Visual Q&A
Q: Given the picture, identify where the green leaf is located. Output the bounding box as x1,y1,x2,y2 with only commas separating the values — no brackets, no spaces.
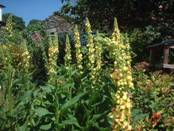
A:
92,113,103,120
41,85,53,93
20,90,32,103
40,123,52,130
61,91,87,112
132,109,149,123
60,114,80,128
34,107,52,117
16,124,29,131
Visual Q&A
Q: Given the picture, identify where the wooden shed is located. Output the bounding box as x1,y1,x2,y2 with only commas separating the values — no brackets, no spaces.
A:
44,12,73,43
147,40,174,69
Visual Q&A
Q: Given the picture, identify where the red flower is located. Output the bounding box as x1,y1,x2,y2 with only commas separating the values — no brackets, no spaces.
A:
151,112,161,127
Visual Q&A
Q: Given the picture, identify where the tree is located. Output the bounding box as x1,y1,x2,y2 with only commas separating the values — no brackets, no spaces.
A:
3,13,25,31
27,20,46,35
0,14,24,44
61,0,174,33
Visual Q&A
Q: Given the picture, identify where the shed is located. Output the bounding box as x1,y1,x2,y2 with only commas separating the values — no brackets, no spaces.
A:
44,12,73,43
147,40,174,69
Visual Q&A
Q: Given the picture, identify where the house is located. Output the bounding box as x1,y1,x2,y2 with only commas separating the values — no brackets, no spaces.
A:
147,40,174,69
44,12,73,43
0,4,5,28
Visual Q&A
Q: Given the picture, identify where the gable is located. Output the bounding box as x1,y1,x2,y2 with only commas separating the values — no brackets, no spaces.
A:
44,13,73,34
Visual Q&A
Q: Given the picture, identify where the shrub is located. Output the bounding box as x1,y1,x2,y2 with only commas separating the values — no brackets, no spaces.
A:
132,70,174,130
129,25,161,63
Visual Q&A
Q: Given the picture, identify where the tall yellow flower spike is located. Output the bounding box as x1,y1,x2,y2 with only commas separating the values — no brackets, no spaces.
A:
65,34,71,67
111,18,133,131
91,31,102,83
85,18,95,79
74,25,83,72
94,31,102,73
112,18,121,45
20,41,31,72
6,14,14,37
47,36,59,76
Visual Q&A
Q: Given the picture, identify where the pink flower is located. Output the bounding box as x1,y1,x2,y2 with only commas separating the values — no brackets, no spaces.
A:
32,32,42,42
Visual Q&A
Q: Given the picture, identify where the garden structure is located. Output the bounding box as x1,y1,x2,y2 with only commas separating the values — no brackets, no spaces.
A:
148,39,174,69
44,12,73,43
0,4,5,28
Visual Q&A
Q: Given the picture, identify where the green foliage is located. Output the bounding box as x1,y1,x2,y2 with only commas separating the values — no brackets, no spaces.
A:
129,25,161,62
132,70,174,130
0,18,117,131
0,14,25,45
61,0,174,33
3,13,25,31
27,20,46,34
25,19,49,85
0,63,115,130
26,19,48,47
0,43,35,130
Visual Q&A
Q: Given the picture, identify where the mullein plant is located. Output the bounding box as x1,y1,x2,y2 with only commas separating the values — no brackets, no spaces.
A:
91,31,102,83
47,37,59,78
6,14,13,37
65,34,72,67
7,15,31,72
0,18,31,113
4,15,14,45
1,15,15,111
85,18,96,80
0,44,15,112
110,18,133,131
20,41,31,73
74,25,83,73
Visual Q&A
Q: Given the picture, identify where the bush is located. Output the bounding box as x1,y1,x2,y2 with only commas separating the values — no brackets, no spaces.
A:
129,25,161,63
132,70,174,130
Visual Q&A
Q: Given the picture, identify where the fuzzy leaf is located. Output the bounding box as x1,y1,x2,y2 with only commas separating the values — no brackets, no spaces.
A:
61,92,86,112
34,107,52,117
60,114,81,128
40,123,52,130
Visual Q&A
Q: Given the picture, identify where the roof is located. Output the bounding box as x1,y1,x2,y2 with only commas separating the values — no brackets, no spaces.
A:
147,39,174,48
0,4,5,8
44,13,73,33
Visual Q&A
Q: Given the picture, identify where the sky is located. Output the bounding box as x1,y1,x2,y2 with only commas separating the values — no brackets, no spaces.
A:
0,0,63,24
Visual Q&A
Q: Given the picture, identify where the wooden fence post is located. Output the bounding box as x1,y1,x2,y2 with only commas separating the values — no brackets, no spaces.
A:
163,46,169,64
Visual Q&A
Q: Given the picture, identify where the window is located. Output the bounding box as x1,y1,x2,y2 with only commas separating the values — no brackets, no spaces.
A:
49,32,58,44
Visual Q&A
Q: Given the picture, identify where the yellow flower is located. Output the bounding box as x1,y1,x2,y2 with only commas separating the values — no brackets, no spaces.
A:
111,18,133,131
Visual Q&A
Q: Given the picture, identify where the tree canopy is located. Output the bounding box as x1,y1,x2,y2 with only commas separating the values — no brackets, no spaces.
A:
3,13,25,31
61,0,174,33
